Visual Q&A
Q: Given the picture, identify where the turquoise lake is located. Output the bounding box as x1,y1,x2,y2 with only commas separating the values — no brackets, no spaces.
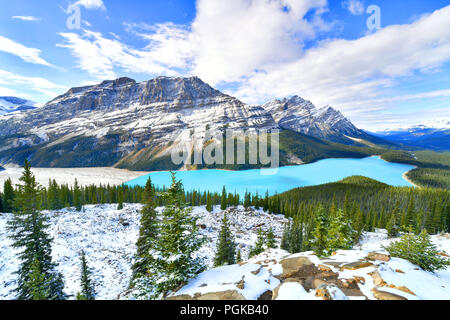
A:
125,156,415,197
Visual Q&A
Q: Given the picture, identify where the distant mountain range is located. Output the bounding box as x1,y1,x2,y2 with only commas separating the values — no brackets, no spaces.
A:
0,96,38,116
0,76,388,170
374,122,450,151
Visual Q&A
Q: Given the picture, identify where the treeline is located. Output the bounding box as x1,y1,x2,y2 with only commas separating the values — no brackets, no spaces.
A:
0,178,242,213
268,176,449,241
381,150,450,189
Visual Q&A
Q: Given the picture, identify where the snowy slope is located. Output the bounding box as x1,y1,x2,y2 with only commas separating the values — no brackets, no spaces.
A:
1,204,448,300
0,204,287,300
0,96,37,116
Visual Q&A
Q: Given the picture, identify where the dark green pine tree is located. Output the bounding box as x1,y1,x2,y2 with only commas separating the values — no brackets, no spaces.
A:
7,160,65,300
214,214,236,267
220,186,227,210
0,192,3,213
249,228,265,258
117,187,124,210
236,249,242,263
3,178,15,213
26,257,50,300
73,179,82,212
288,217,304,253
266,227,277,249
144,172,205,299
280,221,291,251
131,177,159,283
310,206,329,258
76,250,96,300
206,192,213,212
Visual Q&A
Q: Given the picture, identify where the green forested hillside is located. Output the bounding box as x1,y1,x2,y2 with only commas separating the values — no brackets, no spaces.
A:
266,176,449,236
381,150,450,189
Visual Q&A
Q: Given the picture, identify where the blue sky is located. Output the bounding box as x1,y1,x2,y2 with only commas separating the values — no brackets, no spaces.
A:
0,0,449,130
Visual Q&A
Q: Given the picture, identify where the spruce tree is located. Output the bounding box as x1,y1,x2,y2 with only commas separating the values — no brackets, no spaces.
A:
288,217,303,253
3,178,14,213
73,179,82,212
138,173,205,299
7,160,65,300
236,249,242,263
214,214,236,267
266,227,277,249
220,186,227,210
280,221,291,251
131,177,159,283
206,192,213,212
249,228,265,258
310,206,329,258
26,257,50,300
77,250,96,300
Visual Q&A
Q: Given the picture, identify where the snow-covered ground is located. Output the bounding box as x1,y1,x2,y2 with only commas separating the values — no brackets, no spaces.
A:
0,204,287,300
1,204,449,300
0,167,150,192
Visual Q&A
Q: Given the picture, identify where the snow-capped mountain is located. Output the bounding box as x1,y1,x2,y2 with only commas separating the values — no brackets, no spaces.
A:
0,76,377,169
374,121,450,151
0,96,38,116
261,96,375,144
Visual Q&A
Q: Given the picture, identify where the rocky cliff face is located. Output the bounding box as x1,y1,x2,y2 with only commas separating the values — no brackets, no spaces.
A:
261,96,370,144
0,76,375,169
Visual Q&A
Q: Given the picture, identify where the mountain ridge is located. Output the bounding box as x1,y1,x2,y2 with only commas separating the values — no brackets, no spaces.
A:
0,76,384,169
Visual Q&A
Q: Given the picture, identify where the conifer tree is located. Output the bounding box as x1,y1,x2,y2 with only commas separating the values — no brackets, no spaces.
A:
310,206,329,258
266,227,277,249
206,192,213,212
131,178,159,283
117,187,124,210
26,257,50,300
3,178,14,213
214,214,236,266
280,221,291,251
249,228,265,258
288,217,303,253
220,186,227,210
138,173,205,299
327,209,355,253
236,249,242,263
73,179,82,211
7,160,65,300
77,250,96,300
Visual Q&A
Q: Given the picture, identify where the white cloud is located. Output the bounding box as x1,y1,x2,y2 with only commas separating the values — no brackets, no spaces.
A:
57,1,450,129
11,16,42,22
342,0,365,16
0,70,67,98
57,29,182,80
60,0,331,81
0,35,52,66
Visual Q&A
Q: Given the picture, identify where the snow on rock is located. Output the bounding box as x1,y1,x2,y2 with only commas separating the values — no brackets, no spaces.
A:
171,230,450,301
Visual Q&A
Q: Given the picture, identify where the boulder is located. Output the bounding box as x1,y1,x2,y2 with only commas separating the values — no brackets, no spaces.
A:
367,252,391,262
372,288,407,300
371,271,387,287
341,261,374,270
276,256,319,281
